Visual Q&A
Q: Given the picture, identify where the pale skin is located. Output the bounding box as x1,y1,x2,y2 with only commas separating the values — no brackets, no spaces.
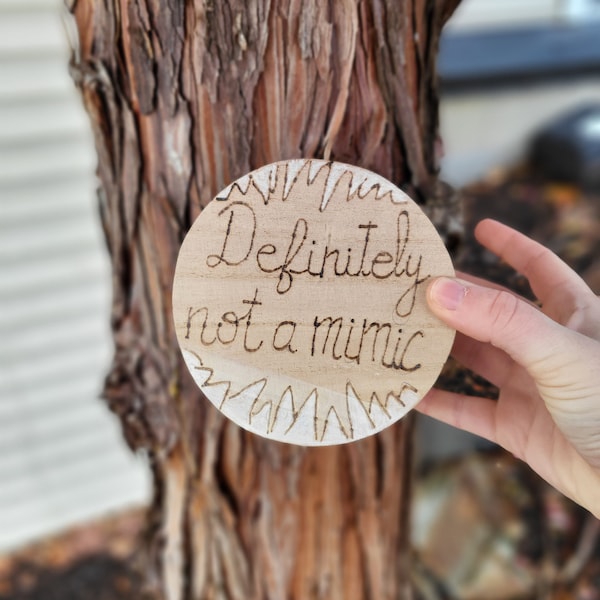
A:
418,219,600,518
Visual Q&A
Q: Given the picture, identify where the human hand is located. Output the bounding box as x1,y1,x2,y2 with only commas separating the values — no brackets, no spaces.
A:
418,219,600,518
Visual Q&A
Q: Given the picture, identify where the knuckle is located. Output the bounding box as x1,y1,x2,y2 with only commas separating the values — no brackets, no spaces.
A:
488,290,520,338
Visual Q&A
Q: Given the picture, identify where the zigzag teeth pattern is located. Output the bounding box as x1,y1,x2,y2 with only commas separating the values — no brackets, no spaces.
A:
235,174,252,195
320,162,349,211
365,393,393,426
191,367,214,388
348,174,367,199
347,382,420,431
216,161,407,210
349,173,408,204
183,349,203,368
359,176,387,201
375,181,393,200
391,189,408,204
285,389,318,440
320,406,349,443
210,382,231,410
283,159,307,199
251,164,278,203
315,387,353,440
370,393,391,419
249,402,271,435
183,351,418,443
215,174,252,201
308,159,327,185
387,391,406,408
182,352,231,406
398,383,419,406
269,386,293,434
215,183,232,200
182,350,211,387
318,165,408,211
346,382,375,429
230,378,267,413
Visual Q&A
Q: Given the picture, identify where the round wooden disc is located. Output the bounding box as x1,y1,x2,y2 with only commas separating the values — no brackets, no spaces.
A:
173,160,455,446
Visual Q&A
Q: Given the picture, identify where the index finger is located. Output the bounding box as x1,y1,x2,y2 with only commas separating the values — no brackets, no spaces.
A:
474,219,594,309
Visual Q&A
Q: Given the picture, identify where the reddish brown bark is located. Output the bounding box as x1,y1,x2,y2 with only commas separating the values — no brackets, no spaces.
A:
67,1,461,598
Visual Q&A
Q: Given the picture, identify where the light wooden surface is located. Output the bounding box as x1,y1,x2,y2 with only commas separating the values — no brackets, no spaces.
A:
173,160,455,445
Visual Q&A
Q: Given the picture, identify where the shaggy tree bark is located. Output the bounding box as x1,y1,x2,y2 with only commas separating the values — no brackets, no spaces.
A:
67,1,462,598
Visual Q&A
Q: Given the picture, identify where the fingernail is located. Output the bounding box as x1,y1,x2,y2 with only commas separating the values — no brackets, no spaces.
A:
429,278,466,311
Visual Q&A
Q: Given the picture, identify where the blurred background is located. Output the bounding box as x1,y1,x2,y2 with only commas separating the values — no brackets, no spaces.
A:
0,0,150,552
419,0,600,467
0,0,599,598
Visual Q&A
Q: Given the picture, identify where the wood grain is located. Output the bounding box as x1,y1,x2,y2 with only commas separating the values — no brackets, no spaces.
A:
174,160,454,445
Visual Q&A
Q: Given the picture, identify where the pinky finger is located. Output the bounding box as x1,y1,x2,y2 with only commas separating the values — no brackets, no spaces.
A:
416,388,499,445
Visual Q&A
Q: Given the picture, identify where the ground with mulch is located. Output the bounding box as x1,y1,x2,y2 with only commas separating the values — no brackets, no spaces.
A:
0,510,156,600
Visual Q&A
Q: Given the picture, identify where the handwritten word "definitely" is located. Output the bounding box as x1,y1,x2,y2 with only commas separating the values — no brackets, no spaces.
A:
206,203,429,318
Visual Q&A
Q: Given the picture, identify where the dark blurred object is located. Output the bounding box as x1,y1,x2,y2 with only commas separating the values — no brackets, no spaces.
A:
529,104,600,189
0,510,156,600
0,556,154,600
439,24,600,90
457,162,600,295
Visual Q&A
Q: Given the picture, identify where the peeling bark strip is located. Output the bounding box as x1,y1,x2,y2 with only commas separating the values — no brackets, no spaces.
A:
67,1,462,599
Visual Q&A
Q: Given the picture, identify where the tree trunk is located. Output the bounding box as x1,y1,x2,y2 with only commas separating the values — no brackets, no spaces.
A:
67,1,461,598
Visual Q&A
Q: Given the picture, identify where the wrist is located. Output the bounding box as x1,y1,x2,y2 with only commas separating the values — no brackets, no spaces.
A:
562,454,600,519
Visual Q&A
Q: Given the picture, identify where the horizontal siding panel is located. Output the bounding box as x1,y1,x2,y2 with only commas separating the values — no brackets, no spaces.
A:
0,168,98,198
0,398,113,452
0,265,107,306
0,281,107,334
0,344,110,393
0,134,94,184
0,420,127,473
0,411,119,463
0,400,113,447
0,463,147,532
447,0,559,30
0,208,102,260
0,374,102,418
0,96,89,144
0,199,96,232
0,314,108,364
0,62,73,100
0,11,67,54
0,1,61,12
0,468,149,550
0,451,145,511
0,272,110,316
0,425,127,481
0,221,104,269
0,446,139,507
0,173,94,224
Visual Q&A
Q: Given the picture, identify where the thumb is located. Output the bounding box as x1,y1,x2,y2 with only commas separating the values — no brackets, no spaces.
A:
427,277,580,379
428,277,600,473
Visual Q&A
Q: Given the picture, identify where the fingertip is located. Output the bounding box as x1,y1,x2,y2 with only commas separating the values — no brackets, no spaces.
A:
427,277,467,312
474,218,502,243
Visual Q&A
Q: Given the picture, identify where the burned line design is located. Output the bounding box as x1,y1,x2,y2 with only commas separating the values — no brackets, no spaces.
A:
174,159,455,445
183,350,419,442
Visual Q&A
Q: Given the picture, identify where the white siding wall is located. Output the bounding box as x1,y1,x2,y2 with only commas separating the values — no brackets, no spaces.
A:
446,0,600,31
0,0,149,550
565,0,600,20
